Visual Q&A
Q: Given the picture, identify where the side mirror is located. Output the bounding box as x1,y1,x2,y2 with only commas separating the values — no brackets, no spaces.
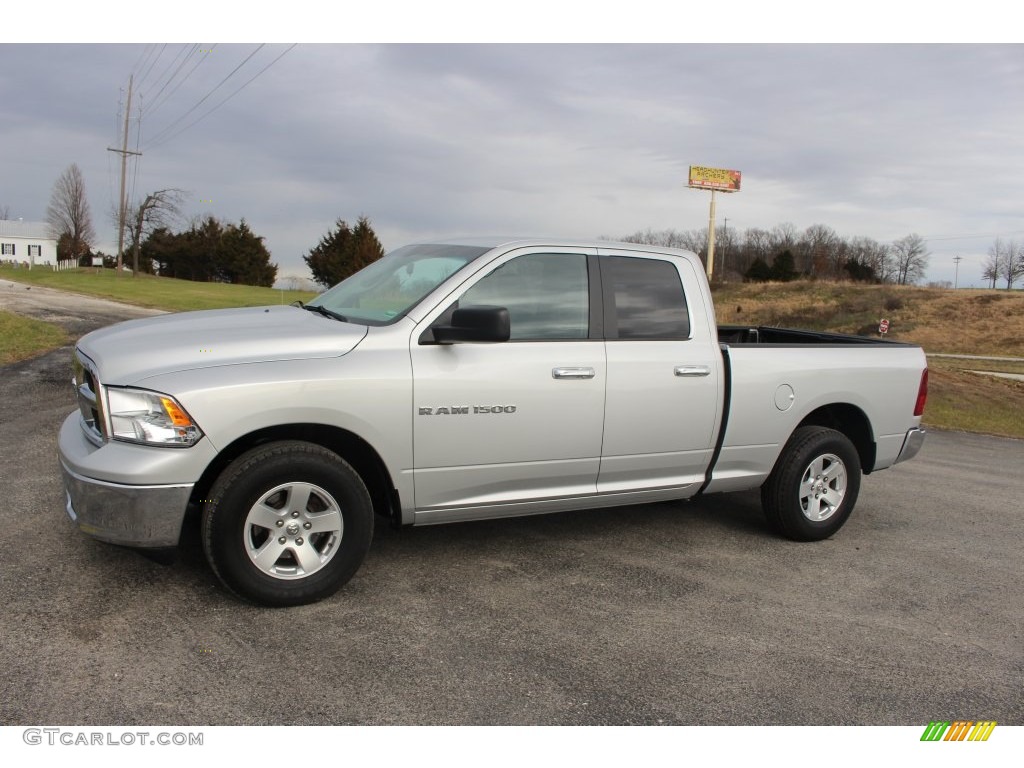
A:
432,306,510,344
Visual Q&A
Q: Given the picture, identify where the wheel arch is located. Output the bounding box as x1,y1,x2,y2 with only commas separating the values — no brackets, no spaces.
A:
795,403,876,475
191,424,401,527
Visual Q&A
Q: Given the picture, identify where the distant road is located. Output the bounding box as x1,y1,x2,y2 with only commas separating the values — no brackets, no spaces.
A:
928,352,1024,363
0,277,163,337
968,370,1024,382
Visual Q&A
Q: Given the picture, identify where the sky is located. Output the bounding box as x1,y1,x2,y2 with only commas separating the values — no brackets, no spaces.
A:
2,6,1022,288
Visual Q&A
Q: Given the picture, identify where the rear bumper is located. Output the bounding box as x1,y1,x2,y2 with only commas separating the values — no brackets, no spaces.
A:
894,427,926,465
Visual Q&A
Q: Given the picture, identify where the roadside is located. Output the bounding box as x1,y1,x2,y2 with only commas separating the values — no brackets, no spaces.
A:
0,265,317,312
0,277,164,364
0,311,67,365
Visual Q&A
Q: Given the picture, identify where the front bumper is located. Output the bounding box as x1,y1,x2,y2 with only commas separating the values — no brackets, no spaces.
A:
894,427,926,465
60,461,193,547
58,411,212,548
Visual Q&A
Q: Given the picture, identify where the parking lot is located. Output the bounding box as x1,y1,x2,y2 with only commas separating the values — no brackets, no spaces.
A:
1,291,1021,725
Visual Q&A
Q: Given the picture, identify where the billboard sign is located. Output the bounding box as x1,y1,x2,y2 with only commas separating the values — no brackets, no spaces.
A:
688,165,741,192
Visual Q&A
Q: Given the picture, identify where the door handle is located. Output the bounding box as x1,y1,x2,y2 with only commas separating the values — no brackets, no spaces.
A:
674,365,711,377
552,367,596,379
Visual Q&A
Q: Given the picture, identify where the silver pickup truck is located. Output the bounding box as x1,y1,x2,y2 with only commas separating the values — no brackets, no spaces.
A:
59,238,928,606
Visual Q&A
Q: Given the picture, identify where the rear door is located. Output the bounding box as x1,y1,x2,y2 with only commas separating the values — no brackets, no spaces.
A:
596,251,722,493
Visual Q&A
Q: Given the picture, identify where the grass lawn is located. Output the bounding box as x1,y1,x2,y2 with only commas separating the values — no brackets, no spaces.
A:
922,358,1024,439
0,311,68,365
0,266,320,312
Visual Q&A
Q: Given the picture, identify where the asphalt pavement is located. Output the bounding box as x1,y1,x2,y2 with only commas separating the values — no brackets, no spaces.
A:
0,288,1021,725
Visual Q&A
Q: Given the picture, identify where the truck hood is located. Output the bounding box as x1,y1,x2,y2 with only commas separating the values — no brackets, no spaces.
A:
77,305,368,384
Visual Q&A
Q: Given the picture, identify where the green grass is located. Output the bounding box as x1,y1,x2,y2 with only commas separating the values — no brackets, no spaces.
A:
923,359,1024,438
0,311,68,365
0,266,320,312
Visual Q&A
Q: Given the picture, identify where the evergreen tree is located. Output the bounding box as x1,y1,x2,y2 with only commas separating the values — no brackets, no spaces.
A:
140,216,277,286
304,216,385,287
745,257,772,282
215,219,277,287
769,250,798,282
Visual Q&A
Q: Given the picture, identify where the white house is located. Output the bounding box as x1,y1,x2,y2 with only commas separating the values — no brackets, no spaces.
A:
0,219,59,267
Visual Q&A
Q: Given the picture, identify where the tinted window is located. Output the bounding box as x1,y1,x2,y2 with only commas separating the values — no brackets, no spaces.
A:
601,256,690,339
459,253,589,340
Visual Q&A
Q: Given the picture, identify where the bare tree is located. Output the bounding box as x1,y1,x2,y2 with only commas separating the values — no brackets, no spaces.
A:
891,233,930,285
996,238,1024,289
847,236,893,282
127,188,187,274
983,238,1007,289
46,163,96,262
797,224,843,278
0,204,10,220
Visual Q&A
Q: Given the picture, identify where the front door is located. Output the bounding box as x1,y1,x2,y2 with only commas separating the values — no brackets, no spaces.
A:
410,249,606,515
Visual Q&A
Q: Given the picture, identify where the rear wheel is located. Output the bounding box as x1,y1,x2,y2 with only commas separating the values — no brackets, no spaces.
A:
202,441,373,606
761,426,861,541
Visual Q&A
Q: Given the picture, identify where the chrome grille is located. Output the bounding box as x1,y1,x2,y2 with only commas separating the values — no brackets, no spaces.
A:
73,351,106,446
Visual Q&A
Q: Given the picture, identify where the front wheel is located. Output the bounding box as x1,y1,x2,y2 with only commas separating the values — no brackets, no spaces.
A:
202,441,373,606
761,426,862,541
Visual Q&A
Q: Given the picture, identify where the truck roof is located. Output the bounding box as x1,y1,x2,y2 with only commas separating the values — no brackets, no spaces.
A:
418,236,700,258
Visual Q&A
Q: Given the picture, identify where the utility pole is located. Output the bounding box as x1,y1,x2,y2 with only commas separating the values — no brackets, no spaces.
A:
706,190,717,281
722,217,729,280
688,166,741,283
107,74,142,276
953,255,962,289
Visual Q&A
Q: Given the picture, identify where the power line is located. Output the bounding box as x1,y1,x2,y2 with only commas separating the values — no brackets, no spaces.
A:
144,44,216,119
146,44,296,151
131,44,157,81
135,44,168,92
139,44,195,115
920,230,1024,243
144,44,266,149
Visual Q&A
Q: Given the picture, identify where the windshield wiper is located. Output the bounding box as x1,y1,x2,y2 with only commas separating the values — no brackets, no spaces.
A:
302,304,349,323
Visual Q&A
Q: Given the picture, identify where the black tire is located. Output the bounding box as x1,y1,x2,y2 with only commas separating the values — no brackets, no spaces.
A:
202,440,373,607
761,426,861,542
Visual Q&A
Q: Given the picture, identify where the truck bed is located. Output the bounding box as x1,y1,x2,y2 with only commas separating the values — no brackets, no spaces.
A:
718,325,913,346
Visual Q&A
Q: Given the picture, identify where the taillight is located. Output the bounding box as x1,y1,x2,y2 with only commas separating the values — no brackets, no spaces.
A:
914,368,928,416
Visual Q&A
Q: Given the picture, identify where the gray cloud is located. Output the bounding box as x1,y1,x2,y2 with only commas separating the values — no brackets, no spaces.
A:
2,43,1022,286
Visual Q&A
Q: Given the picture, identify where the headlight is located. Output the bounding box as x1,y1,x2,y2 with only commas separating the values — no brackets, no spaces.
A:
106,388,204,447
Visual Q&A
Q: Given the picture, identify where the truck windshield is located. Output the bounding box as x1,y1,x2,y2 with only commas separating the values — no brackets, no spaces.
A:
305,244,490,326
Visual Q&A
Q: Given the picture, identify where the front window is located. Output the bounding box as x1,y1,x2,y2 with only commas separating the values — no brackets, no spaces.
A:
307,244,489,326
457,252,589,340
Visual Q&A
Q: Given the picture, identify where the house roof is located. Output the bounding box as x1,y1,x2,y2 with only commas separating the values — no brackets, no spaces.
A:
0,220,54,240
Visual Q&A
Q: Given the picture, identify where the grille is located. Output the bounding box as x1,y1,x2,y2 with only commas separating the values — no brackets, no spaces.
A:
73,351,106,446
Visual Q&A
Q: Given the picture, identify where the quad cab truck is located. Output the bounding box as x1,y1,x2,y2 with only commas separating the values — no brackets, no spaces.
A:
58,239,928,606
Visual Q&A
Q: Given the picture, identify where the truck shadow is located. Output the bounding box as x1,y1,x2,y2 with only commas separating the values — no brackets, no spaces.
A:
170,490,771,589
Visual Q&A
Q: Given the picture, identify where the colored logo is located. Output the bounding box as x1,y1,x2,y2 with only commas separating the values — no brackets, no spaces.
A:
920,721,996,742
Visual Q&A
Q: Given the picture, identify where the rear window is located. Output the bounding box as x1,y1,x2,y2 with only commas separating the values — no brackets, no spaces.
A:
601,256,690,340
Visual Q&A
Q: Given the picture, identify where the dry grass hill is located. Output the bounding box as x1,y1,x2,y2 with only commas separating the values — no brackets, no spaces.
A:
713,281,1024,438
